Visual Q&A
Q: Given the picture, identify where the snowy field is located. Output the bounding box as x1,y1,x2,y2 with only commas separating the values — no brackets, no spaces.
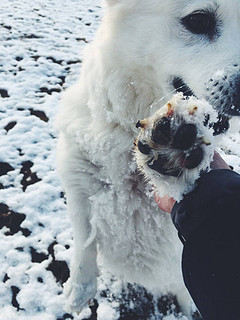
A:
1,1,240,320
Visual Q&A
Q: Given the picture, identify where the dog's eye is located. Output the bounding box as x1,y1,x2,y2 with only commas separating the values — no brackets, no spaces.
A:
181,11,216,37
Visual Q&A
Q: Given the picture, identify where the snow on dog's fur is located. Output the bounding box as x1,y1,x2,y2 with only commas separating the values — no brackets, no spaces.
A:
56,0,240,316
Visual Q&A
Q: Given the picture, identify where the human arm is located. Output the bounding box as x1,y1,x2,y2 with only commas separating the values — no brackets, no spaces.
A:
157,154,240,320
175,168,240,320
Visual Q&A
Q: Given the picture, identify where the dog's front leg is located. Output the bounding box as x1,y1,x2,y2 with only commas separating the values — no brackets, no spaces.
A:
57,136,99,314
63,192,98,314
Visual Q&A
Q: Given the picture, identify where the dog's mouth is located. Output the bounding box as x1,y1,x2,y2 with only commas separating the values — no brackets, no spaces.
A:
172,76,230,135
172,77,195,97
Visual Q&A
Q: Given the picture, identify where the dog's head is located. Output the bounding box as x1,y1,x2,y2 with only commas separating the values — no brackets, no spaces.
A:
167,0,240,118
104,0,240,128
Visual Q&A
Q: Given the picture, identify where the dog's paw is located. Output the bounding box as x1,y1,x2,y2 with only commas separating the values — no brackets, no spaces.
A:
136,112,204,177
63,276,97,314
134,93,217,201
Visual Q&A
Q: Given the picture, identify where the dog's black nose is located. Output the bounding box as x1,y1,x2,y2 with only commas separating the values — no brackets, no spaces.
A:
230,76,240,115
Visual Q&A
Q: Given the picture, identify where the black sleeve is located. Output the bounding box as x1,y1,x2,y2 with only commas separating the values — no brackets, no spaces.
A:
171,169,240,242
171,169,240,320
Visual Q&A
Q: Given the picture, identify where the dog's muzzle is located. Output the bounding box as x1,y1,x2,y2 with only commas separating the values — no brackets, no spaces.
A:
228,75,240,115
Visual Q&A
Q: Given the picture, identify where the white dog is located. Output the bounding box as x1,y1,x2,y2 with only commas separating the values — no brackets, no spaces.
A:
56,0,240,317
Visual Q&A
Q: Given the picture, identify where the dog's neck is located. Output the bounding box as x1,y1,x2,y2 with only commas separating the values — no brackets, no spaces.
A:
84,47,165,133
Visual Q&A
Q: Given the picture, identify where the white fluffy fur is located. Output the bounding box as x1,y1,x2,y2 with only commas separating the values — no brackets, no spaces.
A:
55,0,240,316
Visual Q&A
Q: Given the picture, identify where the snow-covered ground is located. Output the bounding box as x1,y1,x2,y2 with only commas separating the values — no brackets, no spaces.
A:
1,1,240,320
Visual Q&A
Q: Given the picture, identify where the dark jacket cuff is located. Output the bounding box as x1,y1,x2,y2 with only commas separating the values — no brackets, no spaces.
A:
171,169,240,242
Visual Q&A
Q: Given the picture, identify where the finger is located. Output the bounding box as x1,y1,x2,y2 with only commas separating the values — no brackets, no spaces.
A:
154,193,176,213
